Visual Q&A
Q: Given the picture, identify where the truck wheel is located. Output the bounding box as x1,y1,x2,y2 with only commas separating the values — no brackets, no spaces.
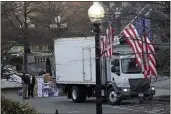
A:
71,86,86,103
139,95,153,104
147,95,153,101
107,88,121,105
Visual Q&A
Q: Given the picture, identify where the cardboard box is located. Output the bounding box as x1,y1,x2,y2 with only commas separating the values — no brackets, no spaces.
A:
34,76,44,97
45,73,51,76
44,74,54,83
47,76,53,81
43,74,49,83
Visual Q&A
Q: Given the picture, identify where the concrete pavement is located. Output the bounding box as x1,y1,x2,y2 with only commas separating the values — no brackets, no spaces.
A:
2,76,170,113
2,90,170,114
151,76,170,88
151,76,170,97
155,88,170,97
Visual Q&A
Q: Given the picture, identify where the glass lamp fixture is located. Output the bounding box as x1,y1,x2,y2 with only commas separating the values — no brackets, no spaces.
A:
88,2,105,24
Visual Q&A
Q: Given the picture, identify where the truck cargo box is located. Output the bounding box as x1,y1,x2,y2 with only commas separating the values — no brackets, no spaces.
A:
54,37,96,84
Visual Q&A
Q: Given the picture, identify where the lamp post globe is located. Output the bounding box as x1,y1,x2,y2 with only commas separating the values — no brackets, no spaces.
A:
88,2,105,24
115,7,121,35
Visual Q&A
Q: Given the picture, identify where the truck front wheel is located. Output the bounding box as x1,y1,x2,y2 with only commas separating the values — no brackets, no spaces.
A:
139,94,153,104
107,88,121,105
71,86,86,103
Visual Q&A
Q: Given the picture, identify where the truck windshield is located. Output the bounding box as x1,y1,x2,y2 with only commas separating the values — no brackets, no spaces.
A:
121,58,141,74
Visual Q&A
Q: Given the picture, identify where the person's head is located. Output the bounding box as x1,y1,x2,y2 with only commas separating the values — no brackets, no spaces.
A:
25,74,30,77
41,69,45,72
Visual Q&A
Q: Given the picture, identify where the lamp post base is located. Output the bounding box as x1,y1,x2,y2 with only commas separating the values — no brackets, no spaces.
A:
96,85,102,114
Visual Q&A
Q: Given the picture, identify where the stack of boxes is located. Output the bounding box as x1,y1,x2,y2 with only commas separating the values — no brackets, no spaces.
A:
34,73,58,97
37,77,44,97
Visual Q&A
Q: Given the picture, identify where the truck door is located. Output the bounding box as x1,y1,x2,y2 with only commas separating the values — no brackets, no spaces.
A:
111,59,124,84
82,48,92,81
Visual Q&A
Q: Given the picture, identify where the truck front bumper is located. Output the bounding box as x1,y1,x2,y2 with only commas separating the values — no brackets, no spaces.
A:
118,86,155,99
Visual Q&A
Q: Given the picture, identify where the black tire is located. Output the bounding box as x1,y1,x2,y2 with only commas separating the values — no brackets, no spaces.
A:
147,95,153,101
71,86,86,103
139,95,153,104
107,87,121,105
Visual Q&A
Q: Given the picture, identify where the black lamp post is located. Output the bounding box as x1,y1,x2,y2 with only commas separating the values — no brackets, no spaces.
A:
88,2,105,114
115,7,121,35
23,16,35,74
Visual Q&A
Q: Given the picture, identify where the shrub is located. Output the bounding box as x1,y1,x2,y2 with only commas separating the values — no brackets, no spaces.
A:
1,94,39,114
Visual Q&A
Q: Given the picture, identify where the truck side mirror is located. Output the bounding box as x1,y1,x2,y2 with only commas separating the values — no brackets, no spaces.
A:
115,71,120,76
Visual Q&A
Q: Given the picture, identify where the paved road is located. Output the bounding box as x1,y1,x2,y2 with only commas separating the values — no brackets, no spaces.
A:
2,90,170,114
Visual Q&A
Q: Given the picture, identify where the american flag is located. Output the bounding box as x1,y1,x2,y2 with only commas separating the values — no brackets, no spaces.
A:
121,17,157,78
101,23,115,57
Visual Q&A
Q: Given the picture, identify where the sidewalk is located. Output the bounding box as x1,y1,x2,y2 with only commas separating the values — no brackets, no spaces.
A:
154,88,170,97
151,76,170,98
154,95,170,102
151,76,170,88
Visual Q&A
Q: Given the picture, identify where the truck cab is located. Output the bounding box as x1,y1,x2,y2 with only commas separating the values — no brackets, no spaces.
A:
103,45,155,105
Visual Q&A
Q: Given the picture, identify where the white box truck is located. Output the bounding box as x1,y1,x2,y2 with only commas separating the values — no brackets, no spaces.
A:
54,36,155,105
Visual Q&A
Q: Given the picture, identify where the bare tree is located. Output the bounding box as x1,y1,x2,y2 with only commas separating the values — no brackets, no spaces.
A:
2,1,93,50
1,1,93,75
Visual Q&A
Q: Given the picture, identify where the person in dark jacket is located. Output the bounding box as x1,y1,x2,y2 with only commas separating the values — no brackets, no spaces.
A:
22,73,30,99
28,74,36,97
39,69,46,76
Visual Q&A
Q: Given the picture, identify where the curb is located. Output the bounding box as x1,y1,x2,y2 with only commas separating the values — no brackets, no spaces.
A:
155,87,170,89
154,95,170,102
1,87,22,91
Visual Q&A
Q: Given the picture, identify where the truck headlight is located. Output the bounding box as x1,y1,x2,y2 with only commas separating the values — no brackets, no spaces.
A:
151,86,155,90
123,88,128,92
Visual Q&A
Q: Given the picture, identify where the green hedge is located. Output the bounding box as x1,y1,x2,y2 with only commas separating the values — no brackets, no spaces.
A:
1,95,39,114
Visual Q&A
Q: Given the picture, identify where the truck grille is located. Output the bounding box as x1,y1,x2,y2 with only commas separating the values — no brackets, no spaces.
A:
129,78,151,93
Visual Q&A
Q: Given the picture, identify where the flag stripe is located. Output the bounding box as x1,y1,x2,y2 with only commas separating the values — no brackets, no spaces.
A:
146,36,155,53
124,26,143,67
128,25,143,54
129,24,143,49
123,30,142,68
101,24,115,57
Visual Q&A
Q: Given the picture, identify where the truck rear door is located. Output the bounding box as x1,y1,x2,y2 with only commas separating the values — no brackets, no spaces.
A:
82,48,92,81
